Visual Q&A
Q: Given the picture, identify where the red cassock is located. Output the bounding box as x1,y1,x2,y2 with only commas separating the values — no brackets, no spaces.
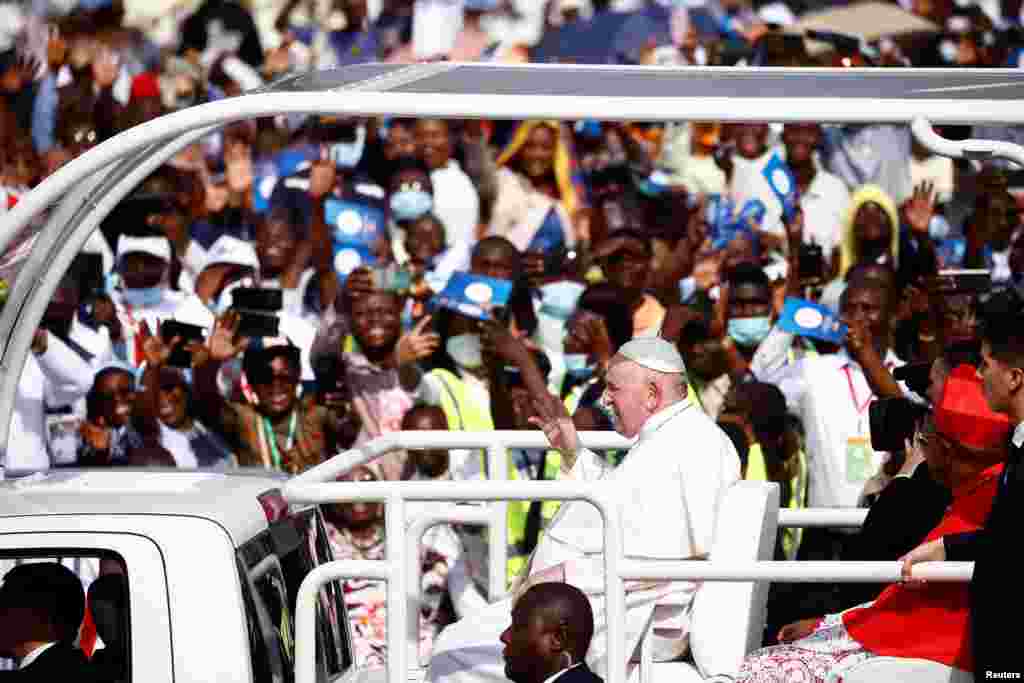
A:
842,462,1003,672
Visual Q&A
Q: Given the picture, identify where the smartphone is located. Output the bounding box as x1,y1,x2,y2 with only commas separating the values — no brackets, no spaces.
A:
236,311,280,339
161,320,205,368
928,269,991,294
230,287,283,312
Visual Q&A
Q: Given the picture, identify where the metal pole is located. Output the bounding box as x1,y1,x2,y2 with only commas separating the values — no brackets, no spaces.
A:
912,116,1024,168
294,560,391,683
405,508,493,667
777,508,867,528
487,440,509,601
387,493,407,683
617,559,973,583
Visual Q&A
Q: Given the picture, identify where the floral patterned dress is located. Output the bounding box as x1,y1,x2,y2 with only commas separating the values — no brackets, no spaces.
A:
325,520,454,668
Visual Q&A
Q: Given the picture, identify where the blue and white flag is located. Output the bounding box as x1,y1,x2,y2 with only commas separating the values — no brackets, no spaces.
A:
431,272,513,321
762,152,799,222
778,297,847,344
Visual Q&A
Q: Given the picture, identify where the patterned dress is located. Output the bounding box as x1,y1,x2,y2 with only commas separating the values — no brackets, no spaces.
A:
325,520,455,668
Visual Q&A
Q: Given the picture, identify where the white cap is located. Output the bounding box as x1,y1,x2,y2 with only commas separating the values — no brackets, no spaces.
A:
203,235,260,274
757,2,795,26
616,337,687,374
117,234,172,262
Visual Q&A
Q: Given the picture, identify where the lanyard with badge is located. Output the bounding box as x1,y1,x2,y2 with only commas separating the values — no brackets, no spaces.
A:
843,366,876,484
258,410,298,470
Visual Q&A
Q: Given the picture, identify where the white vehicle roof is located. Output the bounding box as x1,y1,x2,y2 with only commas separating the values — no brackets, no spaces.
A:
0,469,290,544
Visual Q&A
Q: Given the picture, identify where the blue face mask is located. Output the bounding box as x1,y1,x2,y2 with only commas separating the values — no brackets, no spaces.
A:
727,316,772,348
539,281,585,321
390,189,433,222
564,353,594,380
121,286,164,308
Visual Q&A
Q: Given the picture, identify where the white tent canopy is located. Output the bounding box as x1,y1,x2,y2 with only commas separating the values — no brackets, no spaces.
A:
1,63,1024,457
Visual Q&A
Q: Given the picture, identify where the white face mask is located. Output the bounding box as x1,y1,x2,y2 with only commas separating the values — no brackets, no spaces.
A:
446,333,483,369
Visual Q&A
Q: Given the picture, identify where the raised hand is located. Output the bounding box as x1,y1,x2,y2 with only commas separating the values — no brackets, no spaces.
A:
207,311,248,363
396,315,441,365
309,153,337,200
529,392,579,469
138,321,178,369
480,319,529,365
225,143,254,195
903,181,936,236
80,416,112,454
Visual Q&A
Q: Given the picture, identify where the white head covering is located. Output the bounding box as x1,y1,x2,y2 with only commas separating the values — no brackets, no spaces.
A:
616,337,687,374
202,235,260,274
117,234,172,262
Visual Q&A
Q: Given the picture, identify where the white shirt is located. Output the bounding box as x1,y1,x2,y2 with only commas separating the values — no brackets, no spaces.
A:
157,422,200,468
799,169,851,264
1012,422,1024,449
18,642,57,669
7,334,95,473
534,399,740,658
69,317,115,370
754,334,904,508
430,160,481,248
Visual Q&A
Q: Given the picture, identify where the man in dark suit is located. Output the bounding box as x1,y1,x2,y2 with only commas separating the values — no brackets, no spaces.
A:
902,288,1024,681
0,562,94,681
500,583,603,683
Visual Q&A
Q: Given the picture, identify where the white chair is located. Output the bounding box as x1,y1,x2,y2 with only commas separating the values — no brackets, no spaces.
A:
638,480,781,683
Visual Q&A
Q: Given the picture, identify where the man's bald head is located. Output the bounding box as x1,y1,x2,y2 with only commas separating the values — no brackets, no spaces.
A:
515,583,595,661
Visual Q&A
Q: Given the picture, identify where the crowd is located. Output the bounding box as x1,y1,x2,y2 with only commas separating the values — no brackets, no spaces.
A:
2,0,1024,679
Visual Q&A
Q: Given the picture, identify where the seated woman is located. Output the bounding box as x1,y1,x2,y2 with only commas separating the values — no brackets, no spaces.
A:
324,463,458,668
729,365,1009,682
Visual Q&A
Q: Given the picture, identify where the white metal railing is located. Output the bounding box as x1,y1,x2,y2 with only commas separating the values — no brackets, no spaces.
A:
292,430,864,601
285,477,970,683
292,430,631,600
285,480,624,683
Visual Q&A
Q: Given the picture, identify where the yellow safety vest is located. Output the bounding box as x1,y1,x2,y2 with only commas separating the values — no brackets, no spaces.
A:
745,443,808,560
428,368,561,586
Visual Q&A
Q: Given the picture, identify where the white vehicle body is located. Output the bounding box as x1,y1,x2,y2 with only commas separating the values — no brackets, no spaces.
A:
0,468,359,683
1,63,1021,683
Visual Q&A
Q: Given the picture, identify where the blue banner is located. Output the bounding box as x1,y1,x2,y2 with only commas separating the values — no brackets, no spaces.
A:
431,272,513,321
762,152,799,222
778,297,847,344
326,199,385,247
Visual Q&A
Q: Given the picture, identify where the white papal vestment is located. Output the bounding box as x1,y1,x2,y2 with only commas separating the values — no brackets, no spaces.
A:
427,399,740,683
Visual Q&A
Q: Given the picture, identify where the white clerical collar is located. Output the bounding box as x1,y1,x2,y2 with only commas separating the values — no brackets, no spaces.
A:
19,642,57,669
542,663,581,683
638,398,691,442
1013,422,1024,449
